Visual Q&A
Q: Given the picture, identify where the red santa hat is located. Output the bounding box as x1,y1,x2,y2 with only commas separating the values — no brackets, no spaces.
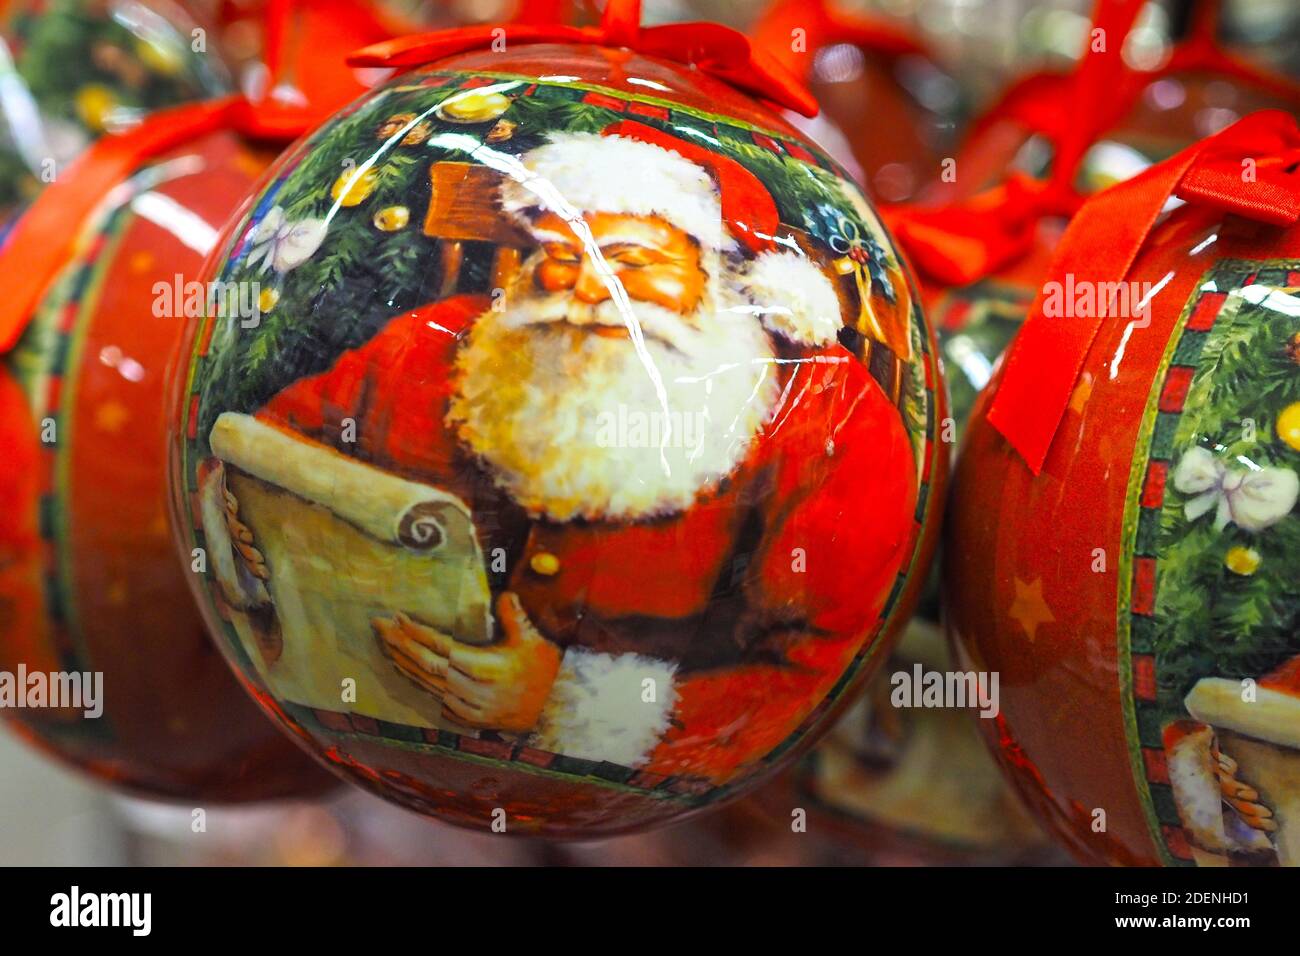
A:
498,119,843,348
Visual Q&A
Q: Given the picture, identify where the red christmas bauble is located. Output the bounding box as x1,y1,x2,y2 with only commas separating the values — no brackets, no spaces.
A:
164,34,947,836
945,115,1300,866
0,120,336,799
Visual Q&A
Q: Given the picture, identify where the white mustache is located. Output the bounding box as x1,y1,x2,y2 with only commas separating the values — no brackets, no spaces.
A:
497,293,702,354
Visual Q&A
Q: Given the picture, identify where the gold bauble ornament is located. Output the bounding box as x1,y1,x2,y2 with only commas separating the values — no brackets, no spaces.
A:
331,167,379,207
1276,401,1300,452
75,84,118,131
1224,546,1262,576
373,205,410,232
135,38,185,76
436,89,511,123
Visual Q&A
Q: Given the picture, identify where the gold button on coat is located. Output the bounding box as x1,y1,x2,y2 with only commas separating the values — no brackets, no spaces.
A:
529,552,560,576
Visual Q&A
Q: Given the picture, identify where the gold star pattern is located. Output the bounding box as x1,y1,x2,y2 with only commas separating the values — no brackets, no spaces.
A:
1009,577,1055,642
128,251,155,274
1068,373,1094,415
93,400,130,434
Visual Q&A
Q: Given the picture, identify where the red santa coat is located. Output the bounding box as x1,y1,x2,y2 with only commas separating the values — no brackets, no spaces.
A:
256,294,919,782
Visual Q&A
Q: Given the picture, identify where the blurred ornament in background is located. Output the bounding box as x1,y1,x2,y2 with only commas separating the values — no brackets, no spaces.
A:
938,0,1300,201
777,0,1143,867
1077,0,1300,191
947,110,1300,866
0,120,333,802
0,0,231,229
165,0,947,838
1218,0,1300,80
845,0,1096,106
0,0,398,803
753,0,963,201
768,625,1066,866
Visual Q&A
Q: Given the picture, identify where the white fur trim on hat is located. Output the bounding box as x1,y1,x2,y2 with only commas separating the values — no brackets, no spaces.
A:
741,250,843,348
499,131,729,251
530,647,677,767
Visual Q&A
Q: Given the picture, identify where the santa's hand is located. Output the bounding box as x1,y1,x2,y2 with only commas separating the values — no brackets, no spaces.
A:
441,592,561,733
373,612,454,697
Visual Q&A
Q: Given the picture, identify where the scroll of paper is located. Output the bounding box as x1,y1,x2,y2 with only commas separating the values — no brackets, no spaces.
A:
199,412,492,729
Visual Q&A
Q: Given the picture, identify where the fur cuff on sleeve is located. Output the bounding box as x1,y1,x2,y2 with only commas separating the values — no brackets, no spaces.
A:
530,648,678,768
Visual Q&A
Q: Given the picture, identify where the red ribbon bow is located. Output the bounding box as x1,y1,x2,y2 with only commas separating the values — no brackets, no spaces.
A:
345,0,818,118
881,0,1148,297
884,174,1082,288
987,109,1300,474
885,0,1300,304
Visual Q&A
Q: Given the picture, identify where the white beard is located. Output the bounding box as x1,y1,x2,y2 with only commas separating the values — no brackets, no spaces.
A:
447,282,779,523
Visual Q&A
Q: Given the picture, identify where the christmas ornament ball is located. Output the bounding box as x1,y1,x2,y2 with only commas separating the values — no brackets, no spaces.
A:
945,123,1300,866
0,0,230,227
0,123,332,800
166,40,946,835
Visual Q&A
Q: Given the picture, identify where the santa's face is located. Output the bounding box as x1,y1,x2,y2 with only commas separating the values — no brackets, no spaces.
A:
447,209,779,524
531,210,709,320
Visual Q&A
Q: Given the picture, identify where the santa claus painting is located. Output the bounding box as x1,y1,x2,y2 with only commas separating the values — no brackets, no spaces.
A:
191,117,927,787
1166,654,1300,866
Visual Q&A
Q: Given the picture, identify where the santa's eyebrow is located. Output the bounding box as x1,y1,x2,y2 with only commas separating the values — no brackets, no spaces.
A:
531,228,577,244
598,241,670,259
591,227,665,247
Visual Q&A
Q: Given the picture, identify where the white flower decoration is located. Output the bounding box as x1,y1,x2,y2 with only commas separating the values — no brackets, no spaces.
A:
246,206,327,274
1172,445,1299,532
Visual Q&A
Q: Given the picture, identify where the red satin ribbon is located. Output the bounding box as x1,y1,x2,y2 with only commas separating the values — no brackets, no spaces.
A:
1133,0,1300,112
1049,0,1148,197
882,0,1144,298
884,174,1081,287
987,109,1300,474
260,0,412,121
961,0,1300,181
346,0,819,118
884,0,1300,317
